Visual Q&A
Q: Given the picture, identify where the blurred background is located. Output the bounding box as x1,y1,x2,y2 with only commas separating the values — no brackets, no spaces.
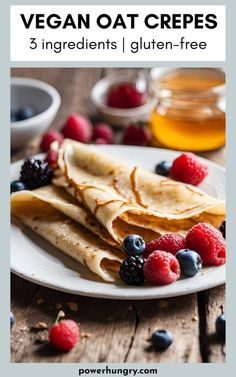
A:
11,67,225,163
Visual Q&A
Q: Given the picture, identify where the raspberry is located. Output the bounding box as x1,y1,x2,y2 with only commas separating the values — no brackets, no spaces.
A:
170,153,208,186
144,250,180,285
144,234,186,258
122,122,151,146
186,223,226,266
49,319,80,351
40,129,63,152
93,123,113,144
61,113,92,143
45,150,58,168
94,138,109,145
107,83,147,109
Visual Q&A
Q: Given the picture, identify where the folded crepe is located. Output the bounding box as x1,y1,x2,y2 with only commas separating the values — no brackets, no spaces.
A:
53,139,225,245
11,187,123,282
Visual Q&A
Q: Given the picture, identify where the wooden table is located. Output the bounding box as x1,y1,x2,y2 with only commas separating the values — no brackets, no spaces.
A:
11,68,225,363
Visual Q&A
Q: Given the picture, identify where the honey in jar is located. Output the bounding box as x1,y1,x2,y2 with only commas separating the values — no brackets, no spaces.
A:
149,68,225,151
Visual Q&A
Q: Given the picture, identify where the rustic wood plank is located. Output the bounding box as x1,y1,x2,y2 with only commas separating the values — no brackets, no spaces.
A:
126,295,201,363
205,285,225,362
11,276,136,363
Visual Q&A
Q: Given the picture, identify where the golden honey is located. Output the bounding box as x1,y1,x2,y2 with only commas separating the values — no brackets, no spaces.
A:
149,68,225,151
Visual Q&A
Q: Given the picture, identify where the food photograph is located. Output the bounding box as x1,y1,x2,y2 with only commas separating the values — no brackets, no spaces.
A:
10,67,226,363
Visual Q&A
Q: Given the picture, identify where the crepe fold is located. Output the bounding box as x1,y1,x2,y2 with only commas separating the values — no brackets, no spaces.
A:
53,140,225,245
11,186,123,282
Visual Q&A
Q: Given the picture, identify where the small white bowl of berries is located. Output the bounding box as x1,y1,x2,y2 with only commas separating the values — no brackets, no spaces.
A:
91,71,157,127
11,77,61,150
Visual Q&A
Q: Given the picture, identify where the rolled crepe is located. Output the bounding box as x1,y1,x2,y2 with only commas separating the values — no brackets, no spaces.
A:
11,189,123,282
54,140,225,244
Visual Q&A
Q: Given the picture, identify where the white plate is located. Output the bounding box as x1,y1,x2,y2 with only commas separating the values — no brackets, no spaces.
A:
11,146,225,300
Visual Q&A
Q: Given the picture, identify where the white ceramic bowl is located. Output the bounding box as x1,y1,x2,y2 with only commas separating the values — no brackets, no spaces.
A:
91,72,157,127
11,77,61,149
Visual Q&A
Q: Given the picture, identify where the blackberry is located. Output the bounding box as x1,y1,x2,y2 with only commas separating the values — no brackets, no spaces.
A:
119,255,145,285
219,220,226,239
20,158,53,189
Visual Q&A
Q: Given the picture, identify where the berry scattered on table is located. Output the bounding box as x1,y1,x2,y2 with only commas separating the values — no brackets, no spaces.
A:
10,180,26,193
107,82,147,109
144,250,180,285
215,313,225,341
122,122,151,146
49,319,80,351
219,220,226,239
45,150,58,168
186,223,226,266
20,158,53,189
155,161,172,177
10,312,15,329
123,234,146,256
94,138,109,145
151,329,173,350
144,234,186,259
40,129,63,152
119,255,145,285
170,153,208,186
176,249,202,277
61,113,92,143
93,123,113,144
16,106,35,121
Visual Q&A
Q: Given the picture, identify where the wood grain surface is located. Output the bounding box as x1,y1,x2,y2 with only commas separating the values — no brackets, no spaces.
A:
10,68,226,363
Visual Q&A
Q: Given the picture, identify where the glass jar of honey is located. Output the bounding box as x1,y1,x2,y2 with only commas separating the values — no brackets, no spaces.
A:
149,68,225,151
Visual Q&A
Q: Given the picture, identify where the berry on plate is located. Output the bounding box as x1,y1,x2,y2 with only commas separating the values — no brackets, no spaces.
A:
215,313,225,341
93,123,113,144
107,82,147,109
170,152,208,186
10,312,15,329
20,158,53,190
122,122,151,146
40,129,63,152
49,319,80,351
61,113,92,143
123,234,146,256
10,180,26,193
219,220,226,239
151,329,173,350
176,249,202,277
144,250,180,285
155,161,172,177
119,255,145,285
144,234,186,259
186,223,226,266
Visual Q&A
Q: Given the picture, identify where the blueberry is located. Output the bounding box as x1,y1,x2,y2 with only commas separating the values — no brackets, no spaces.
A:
176,249,202,277
11,109,18,122
10,312,15,329
215,313,225,341
155,161,172,177
11,180,26,193
123,234,145,256
219,220,226,239
151,329,173,350
17,106,35,121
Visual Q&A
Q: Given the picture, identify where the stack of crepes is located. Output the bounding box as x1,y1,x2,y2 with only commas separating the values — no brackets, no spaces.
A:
11,139,225,282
